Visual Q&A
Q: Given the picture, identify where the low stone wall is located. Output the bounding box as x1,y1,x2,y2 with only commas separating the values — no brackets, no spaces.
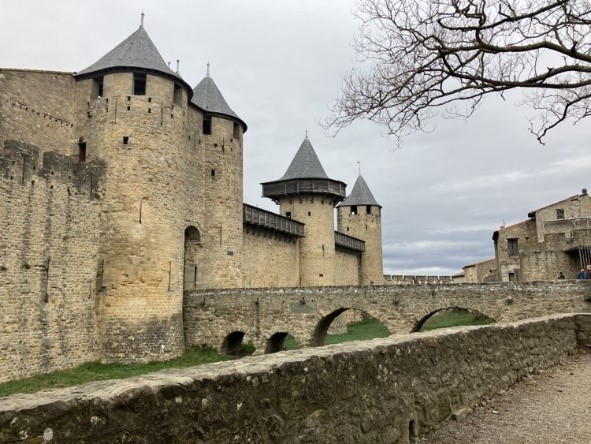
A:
1,314,588,443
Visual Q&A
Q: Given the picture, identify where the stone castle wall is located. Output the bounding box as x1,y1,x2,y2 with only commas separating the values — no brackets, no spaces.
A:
0,69,75,158
242,228,300,287
1,314,587,443
0,140,104,383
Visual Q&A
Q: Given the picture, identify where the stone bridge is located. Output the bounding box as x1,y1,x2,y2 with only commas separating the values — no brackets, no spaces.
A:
183,282,591,353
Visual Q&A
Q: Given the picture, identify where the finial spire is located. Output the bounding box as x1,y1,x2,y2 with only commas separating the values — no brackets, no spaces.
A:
140,12,145,28
206,61,210,77
358,161,361,175
176,59,180,74
305,129,308,139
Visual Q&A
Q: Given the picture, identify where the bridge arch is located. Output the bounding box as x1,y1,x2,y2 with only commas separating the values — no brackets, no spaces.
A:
411,306,496,333
221,331,253,356
265,332,299,353
309,307,390,347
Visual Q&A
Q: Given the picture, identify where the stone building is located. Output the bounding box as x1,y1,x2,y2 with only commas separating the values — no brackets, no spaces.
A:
492,189,591,282
0,22,384,380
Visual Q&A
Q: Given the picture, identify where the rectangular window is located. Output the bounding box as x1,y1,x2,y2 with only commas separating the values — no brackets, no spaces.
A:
285,212,292,218
133,73,147,95
233,122,240,139
92,76,104,98
78,142,87,162
507,238,519,257
508,272,516,282
556,209,565,219
203,115,212,135
351,205,357,215
366,205,372,214
173,84,183,106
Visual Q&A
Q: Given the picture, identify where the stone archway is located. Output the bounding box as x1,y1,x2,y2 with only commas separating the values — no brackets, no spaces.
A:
411,306,496,332
265,332,293,353
183,226,201,291
222,331,247,355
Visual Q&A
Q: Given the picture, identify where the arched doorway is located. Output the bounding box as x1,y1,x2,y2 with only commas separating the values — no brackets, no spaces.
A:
184,226,201,291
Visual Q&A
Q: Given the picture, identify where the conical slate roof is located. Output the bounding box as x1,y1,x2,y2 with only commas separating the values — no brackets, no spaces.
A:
280,136,329,180
339,175,381,208
75,25,188,89
191,72,247,130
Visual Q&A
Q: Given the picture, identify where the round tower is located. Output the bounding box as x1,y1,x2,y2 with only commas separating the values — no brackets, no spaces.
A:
262,136,346,286
189,67,247,289
337,175,384,285
73,23,194,362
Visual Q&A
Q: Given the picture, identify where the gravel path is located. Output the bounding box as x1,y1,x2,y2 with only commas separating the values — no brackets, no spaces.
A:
418,349,591,444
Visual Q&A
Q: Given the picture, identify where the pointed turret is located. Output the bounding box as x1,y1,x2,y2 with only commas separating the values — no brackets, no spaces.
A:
262,136,347,286
280,136,328,180
339,175,381,208
191,68,247,131
337,174,384,285
262,136,346,203
75,24,191,94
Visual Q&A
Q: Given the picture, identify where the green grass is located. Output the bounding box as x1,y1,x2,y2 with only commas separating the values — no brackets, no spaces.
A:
325,318,390,344
420,309,495,331
283,334,300,350
0,346,228,397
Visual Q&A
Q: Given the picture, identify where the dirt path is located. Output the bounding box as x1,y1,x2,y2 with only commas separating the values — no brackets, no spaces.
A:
418,350,591,444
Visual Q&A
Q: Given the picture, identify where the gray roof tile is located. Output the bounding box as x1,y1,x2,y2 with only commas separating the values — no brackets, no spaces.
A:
339,175,381,207
76,26,184,85
191,73,246,130
281,137,328,180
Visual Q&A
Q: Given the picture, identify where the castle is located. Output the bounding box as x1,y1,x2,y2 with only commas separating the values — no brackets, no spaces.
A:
0,22,384,381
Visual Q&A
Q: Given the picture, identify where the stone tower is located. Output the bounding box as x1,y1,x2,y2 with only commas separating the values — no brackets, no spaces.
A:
337,175,384,284
189,68,246,288
72,23,248,361
262,136,346,286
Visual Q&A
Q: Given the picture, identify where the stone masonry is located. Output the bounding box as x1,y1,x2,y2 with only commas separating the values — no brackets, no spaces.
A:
0,314,588,443
0,22,385,381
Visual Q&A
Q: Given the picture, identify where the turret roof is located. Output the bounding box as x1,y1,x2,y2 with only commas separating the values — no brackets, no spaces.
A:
280,136,328,180
339,175,381,208
191,71,247,131
75,25,188,89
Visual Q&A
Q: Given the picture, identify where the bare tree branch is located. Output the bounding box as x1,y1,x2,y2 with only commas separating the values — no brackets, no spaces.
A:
326,0,591,143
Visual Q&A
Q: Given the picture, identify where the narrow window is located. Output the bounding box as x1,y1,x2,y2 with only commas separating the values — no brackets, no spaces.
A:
556,209,565,220
173,84,183,106
507,238,519,257
133,73,147,95
123,136,129,145
92,76,104,98
366,205,372,214
508,272,516,282
203,115,212,135
78,142,87,162
285,212,292,218
211,169,215,177
308,211,311,216
351,205,357,215
233,122,240,139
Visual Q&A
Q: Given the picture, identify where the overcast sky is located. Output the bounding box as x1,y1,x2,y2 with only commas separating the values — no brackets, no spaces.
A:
2,0,590,276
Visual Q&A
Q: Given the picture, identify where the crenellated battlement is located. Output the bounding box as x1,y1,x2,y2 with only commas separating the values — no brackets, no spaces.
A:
0,139,104,197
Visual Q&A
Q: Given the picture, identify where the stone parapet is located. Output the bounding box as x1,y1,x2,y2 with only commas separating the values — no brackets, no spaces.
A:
0,314,586,443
